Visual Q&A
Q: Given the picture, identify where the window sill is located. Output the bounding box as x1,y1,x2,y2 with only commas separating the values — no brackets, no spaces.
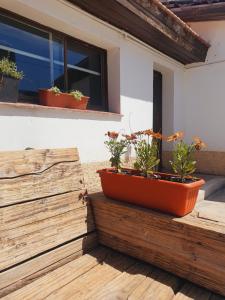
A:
0,102,123,118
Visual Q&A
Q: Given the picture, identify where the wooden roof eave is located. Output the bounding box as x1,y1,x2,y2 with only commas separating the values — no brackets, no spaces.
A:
67,0,210,64
171,2,225,22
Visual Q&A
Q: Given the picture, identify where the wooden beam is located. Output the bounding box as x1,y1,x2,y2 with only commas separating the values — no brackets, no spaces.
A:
172,3,225,22
90,192,225,297
68,0,209,64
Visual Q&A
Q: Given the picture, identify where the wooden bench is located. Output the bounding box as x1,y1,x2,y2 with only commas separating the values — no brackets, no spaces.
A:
0,148,224,299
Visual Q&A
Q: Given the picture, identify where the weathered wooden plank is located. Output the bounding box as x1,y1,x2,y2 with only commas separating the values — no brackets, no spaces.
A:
0,192,95,271
172,283,212,300
90,193,225,296
2,247,134,300
45,250,136,300
0,148,79,178
0,232,98,297
0,161,84,207
131,269,181,300
89,262,154,299
0,190,86,231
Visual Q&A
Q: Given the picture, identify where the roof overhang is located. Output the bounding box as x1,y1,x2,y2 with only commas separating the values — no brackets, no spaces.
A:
67,0,209,64
171,2,225,22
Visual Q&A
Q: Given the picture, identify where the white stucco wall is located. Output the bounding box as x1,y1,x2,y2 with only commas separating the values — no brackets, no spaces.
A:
0,0,184,161
183,21,225,150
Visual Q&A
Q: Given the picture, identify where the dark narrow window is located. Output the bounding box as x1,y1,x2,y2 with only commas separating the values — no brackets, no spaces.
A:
0,12,108,110
153,70,163,169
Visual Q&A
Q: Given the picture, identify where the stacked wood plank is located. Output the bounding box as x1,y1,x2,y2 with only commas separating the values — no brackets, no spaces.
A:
0,148,97,297
0,148,224,299
91,192,225,297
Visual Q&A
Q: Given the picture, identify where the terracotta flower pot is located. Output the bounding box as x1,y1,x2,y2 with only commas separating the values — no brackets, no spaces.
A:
39,89,70,108
97,169,205,217
67,96,89,110
39,90,89,110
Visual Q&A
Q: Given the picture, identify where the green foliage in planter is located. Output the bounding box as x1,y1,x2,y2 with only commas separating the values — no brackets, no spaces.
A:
133,131,161,177
169,135,206,182
0,57,23,80
48,86,61,95
170,141,196,182
105,132,128,172
70,90,84,101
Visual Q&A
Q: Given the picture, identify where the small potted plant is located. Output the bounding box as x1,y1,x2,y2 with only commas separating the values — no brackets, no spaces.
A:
67,90,89,110
0,57,24,103
39,86,68,108
39,87,89,110
98,130,205,217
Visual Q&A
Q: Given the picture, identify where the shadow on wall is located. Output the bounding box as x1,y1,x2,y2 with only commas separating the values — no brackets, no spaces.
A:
0,106,123,122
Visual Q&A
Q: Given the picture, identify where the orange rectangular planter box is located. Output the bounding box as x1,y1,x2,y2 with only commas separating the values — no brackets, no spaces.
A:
97,168,205,217
39,89,89,110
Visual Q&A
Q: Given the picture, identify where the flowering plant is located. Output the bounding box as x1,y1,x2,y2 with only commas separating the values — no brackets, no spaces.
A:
105,132,128,172
104,129,206,182
133,130,162,177
168,132,206,182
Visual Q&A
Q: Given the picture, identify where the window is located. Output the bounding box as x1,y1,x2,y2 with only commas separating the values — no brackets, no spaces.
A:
0,12,108,110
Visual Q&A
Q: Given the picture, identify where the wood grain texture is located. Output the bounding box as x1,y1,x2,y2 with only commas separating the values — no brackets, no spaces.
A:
0,161,84,207
0,191,95,271
0,148,84,207
0,148,79,178
0,233,97,297
2,247,134,300
92,264,181,300
2,246,222,300
90,193,225,296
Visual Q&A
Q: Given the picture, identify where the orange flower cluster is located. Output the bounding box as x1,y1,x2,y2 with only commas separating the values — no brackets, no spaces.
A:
193,137,206,151
105,130,206,151
167,131,184,142
105,131,119,139
133,129,163,140
122,134,137,141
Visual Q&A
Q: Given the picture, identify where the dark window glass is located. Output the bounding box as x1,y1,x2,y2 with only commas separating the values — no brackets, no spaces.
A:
0,14,49,57
0,14,51,103
67,40,104,109
52,35,64,91
0,12,108,110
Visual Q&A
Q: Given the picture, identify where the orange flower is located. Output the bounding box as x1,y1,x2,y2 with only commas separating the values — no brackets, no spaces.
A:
105,131,119,139
193,137,206,151
134,130,144,136
143,129,154,136
167,131,184,142
151,132,163,140
123,134,137,141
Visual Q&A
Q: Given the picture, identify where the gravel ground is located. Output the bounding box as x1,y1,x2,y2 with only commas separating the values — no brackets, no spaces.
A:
82,159,135,193
82,161,110,193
